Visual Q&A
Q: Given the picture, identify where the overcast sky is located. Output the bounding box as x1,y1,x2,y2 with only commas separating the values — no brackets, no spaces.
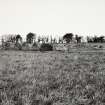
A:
0,0,105,38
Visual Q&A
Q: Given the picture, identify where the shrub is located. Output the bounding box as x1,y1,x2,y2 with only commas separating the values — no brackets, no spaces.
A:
3,42,10,50
40,43,53,51
99,45,103,48
15,43,22,50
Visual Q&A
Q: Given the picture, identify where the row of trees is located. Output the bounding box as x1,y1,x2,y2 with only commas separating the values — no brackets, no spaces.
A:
87,36,105,43
25,33,105,44
63,33,82,43
63,33,105,43
1,32,105,45
2,33,82,44
1,32,105,51
1,33,58,44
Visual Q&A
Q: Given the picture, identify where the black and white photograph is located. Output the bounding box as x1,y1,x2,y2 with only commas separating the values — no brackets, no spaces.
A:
0,0,105,105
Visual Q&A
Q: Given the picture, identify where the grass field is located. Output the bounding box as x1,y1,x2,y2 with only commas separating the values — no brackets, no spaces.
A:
0,50,105,105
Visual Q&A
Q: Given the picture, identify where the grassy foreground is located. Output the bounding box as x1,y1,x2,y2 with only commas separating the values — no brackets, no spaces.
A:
0,50,105,105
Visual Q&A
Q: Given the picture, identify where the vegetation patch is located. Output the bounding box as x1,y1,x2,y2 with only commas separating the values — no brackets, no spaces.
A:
40,43,53,51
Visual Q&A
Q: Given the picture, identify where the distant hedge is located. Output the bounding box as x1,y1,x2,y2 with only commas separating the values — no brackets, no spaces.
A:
40,43,53,51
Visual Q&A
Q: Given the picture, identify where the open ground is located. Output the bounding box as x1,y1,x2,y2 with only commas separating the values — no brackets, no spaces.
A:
0,50,105,105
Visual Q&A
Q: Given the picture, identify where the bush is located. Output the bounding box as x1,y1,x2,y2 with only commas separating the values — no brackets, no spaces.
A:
15,43,22,50
3,42,10,50
99,45,103,48
40,43,53,51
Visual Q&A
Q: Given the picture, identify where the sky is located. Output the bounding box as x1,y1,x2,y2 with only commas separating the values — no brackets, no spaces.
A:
0,0,105,39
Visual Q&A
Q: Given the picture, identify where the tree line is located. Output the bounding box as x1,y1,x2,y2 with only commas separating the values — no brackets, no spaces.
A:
1,32,105,45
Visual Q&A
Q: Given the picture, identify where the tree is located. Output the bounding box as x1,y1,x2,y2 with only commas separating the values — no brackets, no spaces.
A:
87,35,105,43
87,36,93,43
75,35,82,43
2,34,16,43
46,37,49,43
99,36,105,43
16,34,22,43
38,36,41,43
53,38,57,43
92,36,98,43
63,33,73,43
26,32,35,44
58,37,63,43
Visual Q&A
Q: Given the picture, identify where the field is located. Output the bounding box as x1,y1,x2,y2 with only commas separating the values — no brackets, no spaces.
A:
0,50,105,105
